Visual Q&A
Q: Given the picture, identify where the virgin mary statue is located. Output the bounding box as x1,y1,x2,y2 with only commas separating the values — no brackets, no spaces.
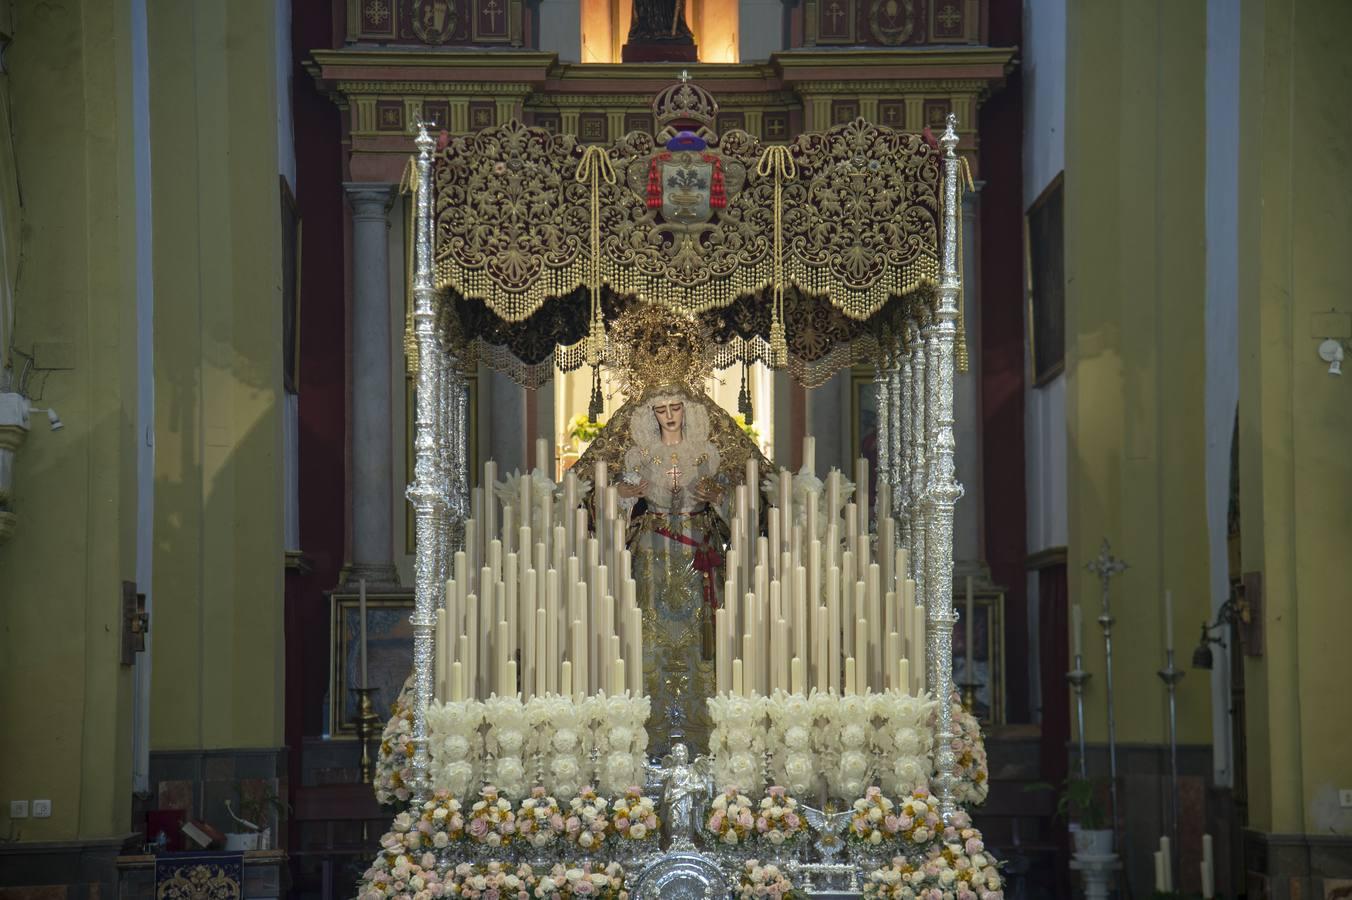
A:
578,305,767,755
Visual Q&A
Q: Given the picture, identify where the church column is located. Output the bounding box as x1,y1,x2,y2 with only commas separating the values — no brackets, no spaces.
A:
345,182,400,586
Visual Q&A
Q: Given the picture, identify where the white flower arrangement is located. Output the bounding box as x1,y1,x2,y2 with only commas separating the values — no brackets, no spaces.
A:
705,787,756,847
494,468,564,535
516,786,566,850
754,785,806,849
871,691,937,798
356,843,444,900
609,786,660,844
766,691,818,797
860,815,1005,900
465,785,517,849
738,859,802,900
563,786,612,853
374,676,416,806
484,693,530,799
426,697,484,801
895,788,942,848
445,861,537,900
540,694,591,801
589,692,650,797
827,693,875,800
708,693,769,796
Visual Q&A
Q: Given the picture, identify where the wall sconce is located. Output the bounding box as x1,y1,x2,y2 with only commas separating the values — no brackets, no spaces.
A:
0,391,65,544
1318,339,1344,376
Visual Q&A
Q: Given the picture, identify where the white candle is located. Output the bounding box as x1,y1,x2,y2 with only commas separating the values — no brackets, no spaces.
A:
827,572,841,694
1072,603,1084,658
536,437,550,476
732,658,744,697
844,657,856,696
965,575,975,680
1160,837,1173,891
560,660,572,698
1164,589,1175,652
450,661,463,701
791,657,804,695
803,436,816,475
1154,852,1166,893
434,608,447,699
854,615,868,694
612,658,625,696
856,456,869,537
897,658,910,696
1201,834,1215,899
716,608,729,694
358,579,368,688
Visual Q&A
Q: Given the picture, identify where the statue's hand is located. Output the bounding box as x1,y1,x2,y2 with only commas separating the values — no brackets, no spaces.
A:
618,480,649,499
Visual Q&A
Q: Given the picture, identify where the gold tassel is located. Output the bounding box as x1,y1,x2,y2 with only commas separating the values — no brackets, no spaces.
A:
955,157,973,374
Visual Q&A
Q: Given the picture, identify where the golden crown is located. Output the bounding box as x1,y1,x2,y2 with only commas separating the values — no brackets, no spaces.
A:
651,71,719,142
606,303,712,400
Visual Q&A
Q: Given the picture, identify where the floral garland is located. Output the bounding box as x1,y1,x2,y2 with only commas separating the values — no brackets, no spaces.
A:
445,861,535,900
427,698,485,801
738,859,803,900
517,786,566,851
610,786,660,844
932,695,989,807
755,786,806,849
533,862,627,899
708,693,768,796
356,845,442,900
374,676,416,806
466,785,517,849
484,694,530,799
862,819,1004,900
706,787,756,848
564,786,611,854
590,693,650,798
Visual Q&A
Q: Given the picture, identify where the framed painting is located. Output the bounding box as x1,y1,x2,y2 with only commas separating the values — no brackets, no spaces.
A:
850,367,880,505
1025,173,1065,385
951,583,1006,725
328,591,415,738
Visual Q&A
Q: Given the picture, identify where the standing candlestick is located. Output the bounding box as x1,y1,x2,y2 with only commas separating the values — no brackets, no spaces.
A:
1065,654,1092,780
359,579,369,689
1159,647,1185,889
1085,538,1129,846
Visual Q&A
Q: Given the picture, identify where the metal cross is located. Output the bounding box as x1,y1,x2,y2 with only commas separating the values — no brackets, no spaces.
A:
1084,537,1129,601
665,460,683,493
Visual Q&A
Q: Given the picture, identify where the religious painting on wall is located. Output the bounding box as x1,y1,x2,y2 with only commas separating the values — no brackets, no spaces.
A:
329,593,416,738
951,586,1005,724
1026,173,1066,384
850,368,879,510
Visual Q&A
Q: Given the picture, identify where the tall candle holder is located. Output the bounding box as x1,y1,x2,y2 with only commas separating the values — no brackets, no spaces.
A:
1064,655,1092,780
1084,539,1128,848
1158,649,1185,886
353,686,381,785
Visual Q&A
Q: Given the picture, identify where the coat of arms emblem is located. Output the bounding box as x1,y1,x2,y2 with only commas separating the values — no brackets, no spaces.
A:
627,131,744,230
411,0,456,44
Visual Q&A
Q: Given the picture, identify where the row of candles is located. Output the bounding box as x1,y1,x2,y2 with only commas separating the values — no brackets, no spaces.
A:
433,441,643,702
716,442,927,697
1153,834,1216,899
430,437,932,703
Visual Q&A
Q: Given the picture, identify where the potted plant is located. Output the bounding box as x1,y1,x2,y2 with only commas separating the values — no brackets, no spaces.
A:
1059,777,1112,856
224,783,289,851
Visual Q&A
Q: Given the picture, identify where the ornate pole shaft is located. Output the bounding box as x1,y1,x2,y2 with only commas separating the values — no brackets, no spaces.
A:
875,365,890,522
406,123,451,802
898,328,915,560
908,331,927,593
889,360,904,525
927,114,966,821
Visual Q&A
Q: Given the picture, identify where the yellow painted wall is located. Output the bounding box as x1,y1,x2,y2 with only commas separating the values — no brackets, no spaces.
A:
0,0,286,846
0,0,138,841
1064,1,1213,745
1237,0,1352,836
146,0,286,751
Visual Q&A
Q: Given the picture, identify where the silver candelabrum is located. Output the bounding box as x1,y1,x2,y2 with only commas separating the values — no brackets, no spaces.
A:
1084,538,1128,848
1158,647,1185,887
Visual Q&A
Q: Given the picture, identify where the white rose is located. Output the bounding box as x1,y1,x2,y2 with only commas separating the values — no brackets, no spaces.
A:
630,823,647,840
869,807,884,822
784,726,810,748
553,729,579,752
767,829,785,845
445,735,470,758
940,869,956,885
869,829,883,845
722,830,739,845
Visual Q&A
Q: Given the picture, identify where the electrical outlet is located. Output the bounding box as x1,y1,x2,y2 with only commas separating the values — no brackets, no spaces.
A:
9,800,28,818
31,799,51,818
1340,789,1352,809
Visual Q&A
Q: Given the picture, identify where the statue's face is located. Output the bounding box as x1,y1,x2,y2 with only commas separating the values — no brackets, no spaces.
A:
652,400,684,436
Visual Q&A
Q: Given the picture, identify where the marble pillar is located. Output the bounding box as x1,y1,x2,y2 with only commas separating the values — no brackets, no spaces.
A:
345,182,400,586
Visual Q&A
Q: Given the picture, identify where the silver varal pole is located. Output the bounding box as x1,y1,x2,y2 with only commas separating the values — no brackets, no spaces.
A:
926,114,965,822
1085,538,1128,845
406,122,450,803
1065,655,1091,779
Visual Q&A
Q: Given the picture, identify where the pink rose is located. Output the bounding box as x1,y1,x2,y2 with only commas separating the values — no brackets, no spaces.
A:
615,817,630,831
738,811,754,829
469,818,489,838
499,821,516,835
708,811,725,831
549,814,564,831
756,818,769,833
898,814,914,830
645,815,657,829
965,837,984,855
768,786,786,799
565,815,581,834
591,818,607,833
884,815,901,833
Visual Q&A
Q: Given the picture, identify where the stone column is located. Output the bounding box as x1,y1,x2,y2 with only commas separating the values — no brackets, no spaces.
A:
345,182,400,586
